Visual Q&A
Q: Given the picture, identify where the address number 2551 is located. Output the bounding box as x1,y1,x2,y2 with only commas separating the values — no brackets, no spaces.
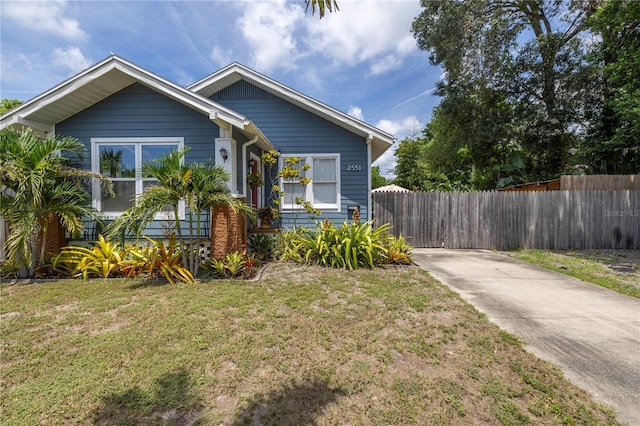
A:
347,165,362,172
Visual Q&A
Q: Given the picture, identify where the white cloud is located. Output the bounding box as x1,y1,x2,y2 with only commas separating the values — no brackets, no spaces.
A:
376,116,422,138
211,46,233,67
348,106,364,121
234,0,420,75
236,0,305,72
304,1,420,74
51,47,91,73
373,115,423,178
2,0,87,40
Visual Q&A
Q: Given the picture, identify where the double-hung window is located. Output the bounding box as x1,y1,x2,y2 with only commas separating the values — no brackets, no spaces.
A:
280,154,340,211
91,137,184,217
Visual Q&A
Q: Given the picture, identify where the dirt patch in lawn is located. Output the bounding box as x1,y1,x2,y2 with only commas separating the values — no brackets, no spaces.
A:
0,265,621,425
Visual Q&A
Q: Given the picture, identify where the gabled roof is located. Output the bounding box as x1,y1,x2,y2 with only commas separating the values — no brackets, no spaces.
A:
371,184,411,193
0,55,272,149
188,63,395,162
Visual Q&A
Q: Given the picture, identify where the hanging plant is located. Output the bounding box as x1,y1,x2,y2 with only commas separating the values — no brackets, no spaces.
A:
247,172,264,189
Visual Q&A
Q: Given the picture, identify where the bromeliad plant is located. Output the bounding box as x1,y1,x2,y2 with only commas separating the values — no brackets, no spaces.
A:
54,235,123,279
284,220,412,270
202,251,257,279
143,236,196,284
53,234,195,284
300,221,391,270
106,147,254,277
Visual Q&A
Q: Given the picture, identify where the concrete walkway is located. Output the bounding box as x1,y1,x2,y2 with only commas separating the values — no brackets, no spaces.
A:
412,249,640,425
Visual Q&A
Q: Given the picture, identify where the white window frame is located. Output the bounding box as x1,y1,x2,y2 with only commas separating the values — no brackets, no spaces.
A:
91,137,185,219
279,153,340,212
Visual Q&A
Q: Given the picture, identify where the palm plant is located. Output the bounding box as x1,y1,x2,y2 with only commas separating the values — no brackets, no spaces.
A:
106,147,254,277
0,127,111,278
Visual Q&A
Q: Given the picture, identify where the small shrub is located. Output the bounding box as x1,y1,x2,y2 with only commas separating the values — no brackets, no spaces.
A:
201,251,256,279
274,229,305,263
248,233,275,260
384,235,412,265
223,252,246,277
54,235,124,279
0,259,19,279
244,253,260,277
144,236,196,284
300,221,391,270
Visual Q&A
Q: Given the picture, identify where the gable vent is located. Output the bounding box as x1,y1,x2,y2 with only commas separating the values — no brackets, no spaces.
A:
213,80,270,100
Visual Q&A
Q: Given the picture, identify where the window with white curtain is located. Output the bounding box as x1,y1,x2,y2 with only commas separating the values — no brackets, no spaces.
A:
280,154,340,211
91,137,184,218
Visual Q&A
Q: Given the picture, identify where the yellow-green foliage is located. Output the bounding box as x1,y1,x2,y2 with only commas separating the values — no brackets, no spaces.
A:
384,234,412,265
205,252,249,279
300,221,391,270
54,235,123,279
54,234,196,284
143,236,196,285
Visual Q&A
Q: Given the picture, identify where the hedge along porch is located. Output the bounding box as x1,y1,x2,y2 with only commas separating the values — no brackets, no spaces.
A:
0,55,394,258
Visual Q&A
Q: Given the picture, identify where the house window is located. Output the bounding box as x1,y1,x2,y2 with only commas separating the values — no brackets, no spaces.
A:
280,154,340,211
91,137,184,217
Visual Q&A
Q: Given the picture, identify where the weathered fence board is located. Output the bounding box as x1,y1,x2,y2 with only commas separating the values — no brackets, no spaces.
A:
561,174,639,190
373,190,640,249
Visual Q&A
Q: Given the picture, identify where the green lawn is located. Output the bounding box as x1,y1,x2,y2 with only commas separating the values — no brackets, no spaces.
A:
509,249,640,298
1,264,620,425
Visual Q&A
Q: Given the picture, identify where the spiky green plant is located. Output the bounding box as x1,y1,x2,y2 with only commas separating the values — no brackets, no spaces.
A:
300,221,391,270
384,234,413,264
274,229,305,263
143,236,195,285
0,127,111,278
223,252,246,277
54,235,123,280
106,147,254,277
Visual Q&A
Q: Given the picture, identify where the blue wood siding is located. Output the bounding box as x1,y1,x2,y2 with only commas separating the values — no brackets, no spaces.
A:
212,81,370,228
56,82,220,238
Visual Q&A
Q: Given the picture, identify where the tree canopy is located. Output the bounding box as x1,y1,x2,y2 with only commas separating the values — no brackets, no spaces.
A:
406,0,637,190
0,99,22,114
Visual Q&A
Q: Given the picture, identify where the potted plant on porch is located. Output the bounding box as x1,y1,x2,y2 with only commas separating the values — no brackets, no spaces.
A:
256,206,279,229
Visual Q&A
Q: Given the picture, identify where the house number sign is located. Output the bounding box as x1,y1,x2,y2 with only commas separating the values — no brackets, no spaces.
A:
347,164,362,172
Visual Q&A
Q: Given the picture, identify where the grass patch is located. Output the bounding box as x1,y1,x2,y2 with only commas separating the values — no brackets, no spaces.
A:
0,265,621,425
509,249,640,298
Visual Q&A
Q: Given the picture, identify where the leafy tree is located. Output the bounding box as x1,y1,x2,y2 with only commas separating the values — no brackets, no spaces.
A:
0,127,110,278
107,147,253,277
412,0,599,182
426,85,516,189
581,0,640,173
393,135,430,191
393,127,471,192
0,99,22,114
371,166,388,189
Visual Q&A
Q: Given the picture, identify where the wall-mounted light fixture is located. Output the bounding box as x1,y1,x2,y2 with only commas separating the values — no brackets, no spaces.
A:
248,159,256,168
219,147,228,162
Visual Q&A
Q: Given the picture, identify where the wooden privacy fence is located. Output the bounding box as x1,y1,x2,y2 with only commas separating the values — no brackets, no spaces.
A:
373,190,640,249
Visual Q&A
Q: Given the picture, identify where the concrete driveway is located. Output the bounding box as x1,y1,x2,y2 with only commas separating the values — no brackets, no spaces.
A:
412,249,640,425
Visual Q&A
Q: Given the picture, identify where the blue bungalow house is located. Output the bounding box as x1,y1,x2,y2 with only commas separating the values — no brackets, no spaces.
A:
0,55,394,246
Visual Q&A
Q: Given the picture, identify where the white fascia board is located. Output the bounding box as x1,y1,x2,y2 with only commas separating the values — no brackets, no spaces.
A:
112,60,247,128
223,64,395,143
15,117,55,133
0,56,116,126
188,63,240,92
0,55,248,133
189,63,395,152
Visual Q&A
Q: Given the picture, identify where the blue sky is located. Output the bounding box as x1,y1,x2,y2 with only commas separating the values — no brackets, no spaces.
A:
0,0,443,177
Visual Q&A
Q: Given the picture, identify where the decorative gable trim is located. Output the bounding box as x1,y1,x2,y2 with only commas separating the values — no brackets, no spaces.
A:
188,63,395,162
0,56,273,150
